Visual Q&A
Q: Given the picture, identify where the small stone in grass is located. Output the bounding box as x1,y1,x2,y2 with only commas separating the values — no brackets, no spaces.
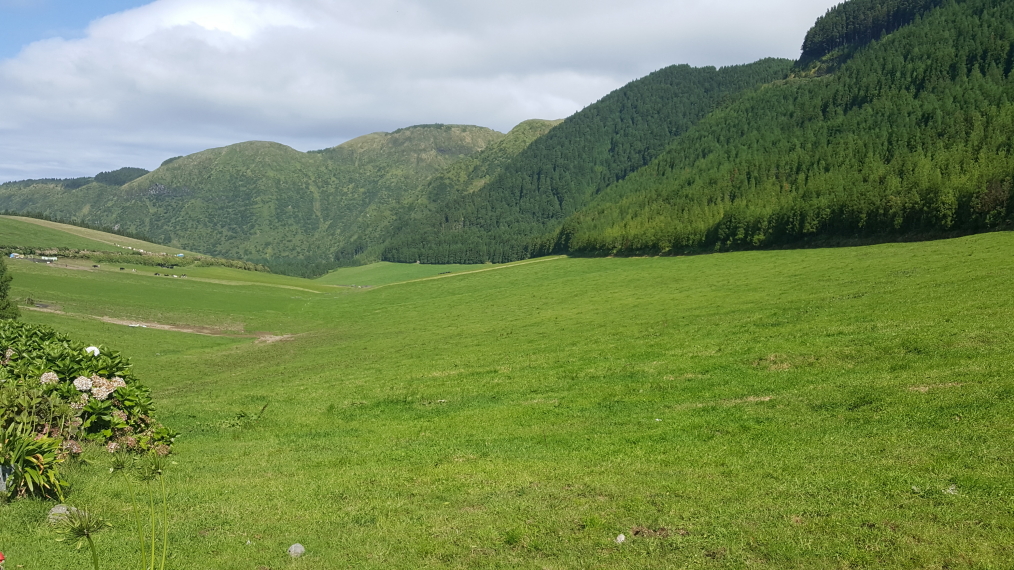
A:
615,534,626,544
47,504,79,525
288,543,305,558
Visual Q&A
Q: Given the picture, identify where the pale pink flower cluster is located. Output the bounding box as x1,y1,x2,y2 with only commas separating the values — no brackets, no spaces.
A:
62,440,82,455
70,393,89,410
39,371,59,385
73,376,92,391
89,375,126,400
106,441,119,453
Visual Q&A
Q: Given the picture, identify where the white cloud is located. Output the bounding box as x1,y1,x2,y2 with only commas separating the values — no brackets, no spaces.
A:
0,0,839,180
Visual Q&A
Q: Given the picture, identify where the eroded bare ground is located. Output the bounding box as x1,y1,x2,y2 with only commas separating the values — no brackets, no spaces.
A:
22,305,293,343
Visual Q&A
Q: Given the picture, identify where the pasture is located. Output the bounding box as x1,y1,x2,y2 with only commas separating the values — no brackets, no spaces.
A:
315,261,493,286
0,228,1012,569
0,216,196,256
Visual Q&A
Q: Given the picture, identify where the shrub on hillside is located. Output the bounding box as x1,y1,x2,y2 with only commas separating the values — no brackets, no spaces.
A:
0,257,18,320
0,321,175,499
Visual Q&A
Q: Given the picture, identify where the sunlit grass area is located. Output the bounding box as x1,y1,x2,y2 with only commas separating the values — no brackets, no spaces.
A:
1,234,1013,568
0,216,196,255
315,261,486,286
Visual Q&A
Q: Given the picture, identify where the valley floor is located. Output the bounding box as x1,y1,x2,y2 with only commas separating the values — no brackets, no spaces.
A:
1,234,1012,569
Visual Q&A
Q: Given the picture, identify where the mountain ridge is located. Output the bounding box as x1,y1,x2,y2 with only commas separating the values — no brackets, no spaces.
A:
2,0,1011,275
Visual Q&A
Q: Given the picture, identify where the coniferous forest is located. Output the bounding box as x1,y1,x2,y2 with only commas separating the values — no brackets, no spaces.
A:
559,0,1014,256
379,59,794,263
0,0,1012,273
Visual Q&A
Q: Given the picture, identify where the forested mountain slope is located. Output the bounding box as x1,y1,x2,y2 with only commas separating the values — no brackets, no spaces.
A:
380,59,794,263
559,0,1014,255
368,119,561,262
0,125,503,275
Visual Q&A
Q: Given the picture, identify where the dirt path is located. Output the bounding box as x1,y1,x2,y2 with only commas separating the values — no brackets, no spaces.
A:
374,256,568,289
23,306,292,343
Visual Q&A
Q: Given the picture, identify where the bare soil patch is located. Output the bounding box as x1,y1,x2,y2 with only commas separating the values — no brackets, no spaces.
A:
22,305,289,342
631,526,677,538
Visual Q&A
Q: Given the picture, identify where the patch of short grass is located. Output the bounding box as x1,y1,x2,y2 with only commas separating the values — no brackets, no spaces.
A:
1,234,1013,568
315,261,485,286
0,215,196,255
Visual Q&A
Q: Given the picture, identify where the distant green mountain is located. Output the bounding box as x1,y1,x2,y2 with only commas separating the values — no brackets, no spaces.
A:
0,125,504,276
558,0,1014,255
374,119,562,262
5,0,1008,273
380,58,794,263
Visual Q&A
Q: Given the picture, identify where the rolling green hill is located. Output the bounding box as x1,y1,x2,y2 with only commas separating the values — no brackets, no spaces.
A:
2,0,1010,273
381,59,795,264
0,215,270,273
558,0,1014,256
0,215,196,255
0,125,505,276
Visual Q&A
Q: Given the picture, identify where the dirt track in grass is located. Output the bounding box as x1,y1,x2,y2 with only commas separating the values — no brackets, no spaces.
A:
23,305,293,343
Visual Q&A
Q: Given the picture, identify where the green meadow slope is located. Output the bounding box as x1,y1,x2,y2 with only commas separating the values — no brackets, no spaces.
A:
1,235,1012,568
0,215,197,255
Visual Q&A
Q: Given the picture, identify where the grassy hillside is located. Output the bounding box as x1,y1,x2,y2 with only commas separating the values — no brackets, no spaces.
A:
316,261,483,286
0,125,505,276
1,234,1012,568
0,215,197,255
382,59,794,264
559,0,1014,255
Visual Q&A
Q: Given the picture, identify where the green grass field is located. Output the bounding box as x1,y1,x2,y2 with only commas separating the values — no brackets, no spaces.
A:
1,233,1013,569
315,261,490,286
0,216,197,256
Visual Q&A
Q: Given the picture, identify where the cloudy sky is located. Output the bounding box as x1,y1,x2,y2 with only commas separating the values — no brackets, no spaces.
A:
0,0,839,182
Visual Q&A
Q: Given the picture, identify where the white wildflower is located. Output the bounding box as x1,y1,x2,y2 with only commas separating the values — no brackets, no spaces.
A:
73,376,93,391
71,393,89,410
90,375,114,400
85,346,100,357
39,372,59,385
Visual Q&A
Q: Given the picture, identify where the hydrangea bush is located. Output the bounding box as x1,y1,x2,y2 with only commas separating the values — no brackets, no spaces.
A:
0,320,176,462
